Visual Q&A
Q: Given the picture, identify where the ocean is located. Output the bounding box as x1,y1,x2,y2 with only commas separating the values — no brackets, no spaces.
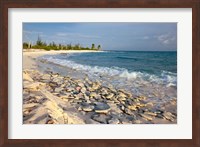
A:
40,51,177,105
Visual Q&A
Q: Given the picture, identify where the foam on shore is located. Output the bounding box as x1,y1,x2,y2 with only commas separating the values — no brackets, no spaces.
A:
40,55,177,87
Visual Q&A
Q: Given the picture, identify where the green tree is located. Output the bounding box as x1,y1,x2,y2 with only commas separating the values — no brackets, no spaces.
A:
67,44,72,50
74,44,80,50
23,42,29,49
58,44,62,50
97,45,101,50
36,35,43,46
52,42,56,47
63,46,67,50
91,44,95,49
43,42,47,47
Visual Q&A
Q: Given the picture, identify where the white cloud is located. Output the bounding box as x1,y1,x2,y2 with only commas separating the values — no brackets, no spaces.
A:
56,33,68,36
23,30,43,34
163,39,170,44
143,36,149,40
56,32,100,39
157,34,176,45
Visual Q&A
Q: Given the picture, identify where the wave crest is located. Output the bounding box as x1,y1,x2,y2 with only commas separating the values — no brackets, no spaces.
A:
41,55,177,87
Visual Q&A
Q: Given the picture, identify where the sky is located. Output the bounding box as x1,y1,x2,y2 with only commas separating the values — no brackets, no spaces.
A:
23,23,177,51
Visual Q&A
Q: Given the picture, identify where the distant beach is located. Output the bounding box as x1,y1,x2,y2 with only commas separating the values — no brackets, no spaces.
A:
23,49,102,69
23,49,177,124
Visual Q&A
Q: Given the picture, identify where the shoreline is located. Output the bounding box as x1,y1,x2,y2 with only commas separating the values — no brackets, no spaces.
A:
23,48,103,56
23,49,103,69
23,50,177,124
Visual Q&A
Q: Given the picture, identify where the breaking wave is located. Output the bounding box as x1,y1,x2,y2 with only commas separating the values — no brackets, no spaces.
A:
40,55,177,87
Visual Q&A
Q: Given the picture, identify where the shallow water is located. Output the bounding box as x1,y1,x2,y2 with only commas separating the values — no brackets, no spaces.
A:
38,51,177,106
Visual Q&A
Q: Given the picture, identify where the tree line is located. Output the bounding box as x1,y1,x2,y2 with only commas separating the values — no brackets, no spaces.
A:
23,36,101,51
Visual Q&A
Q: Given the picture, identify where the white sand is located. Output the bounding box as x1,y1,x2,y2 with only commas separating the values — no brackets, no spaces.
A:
23,49,102,56
23,49,102,69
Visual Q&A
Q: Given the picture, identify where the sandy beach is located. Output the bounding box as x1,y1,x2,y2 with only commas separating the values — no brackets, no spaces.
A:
23,49,177,124
23,49,101,69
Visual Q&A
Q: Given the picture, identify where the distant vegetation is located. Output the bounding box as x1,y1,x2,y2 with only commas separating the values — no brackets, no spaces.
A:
23,36,101,51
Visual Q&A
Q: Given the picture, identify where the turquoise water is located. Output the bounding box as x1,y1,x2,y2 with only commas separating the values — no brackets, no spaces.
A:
42,51,177,86
40,51,177,103
66,51,177,75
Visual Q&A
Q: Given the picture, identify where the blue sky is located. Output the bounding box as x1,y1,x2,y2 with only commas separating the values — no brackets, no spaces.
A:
23,23,177,51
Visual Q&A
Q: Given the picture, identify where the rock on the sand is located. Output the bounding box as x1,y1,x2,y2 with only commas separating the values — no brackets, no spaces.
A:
124,108,133,115
94,102,110,114
118,92,127,98
81,104,95,112
91,113,111,124
24,82,46,91
140,114,153,121
23,71,33,82
108,118,120,124
106,93,114,99
54,87,63,93
163,112,175,121
90,92,97,98
42,74,51,80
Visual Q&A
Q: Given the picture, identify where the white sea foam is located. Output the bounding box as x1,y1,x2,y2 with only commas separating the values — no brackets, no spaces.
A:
41,56,177,87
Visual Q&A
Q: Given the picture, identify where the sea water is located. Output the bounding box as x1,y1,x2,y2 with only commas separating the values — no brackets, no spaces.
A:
40,51,177,105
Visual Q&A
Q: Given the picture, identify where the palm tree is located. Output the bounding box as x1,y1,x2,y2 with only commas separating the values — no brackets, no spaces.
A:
36,35,43,46
91,43,95,49
67,44,72,50
97,45,101,50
